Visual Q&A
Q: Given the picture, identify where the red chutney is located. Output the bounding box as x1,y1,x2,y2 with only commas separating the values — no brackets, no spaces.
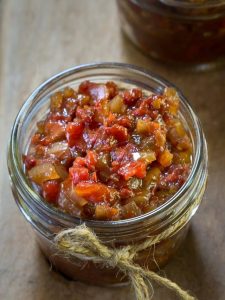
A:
24,81,192,221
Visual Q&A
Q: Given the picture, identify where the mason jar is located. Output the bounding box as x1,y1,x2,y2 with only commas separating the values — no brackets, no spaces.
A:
8,63,208,286
117,0,225,69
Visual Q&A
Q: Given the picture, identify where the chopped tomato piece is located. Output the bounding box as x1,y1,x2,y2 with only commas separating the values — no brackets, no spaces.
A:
111,143,137,163
76,106,94,123
162,164,189,187
42,180,60,203
69,167,90,185
72,151,97,171
123,88,142,106
73,157,86,167
106,81,118,99
85,151,97,170
118,160,147,180
23,155,36,170
66,120,84,147
78,81,108,101
105,124,128,142
74,182,111,202
117,115,134,128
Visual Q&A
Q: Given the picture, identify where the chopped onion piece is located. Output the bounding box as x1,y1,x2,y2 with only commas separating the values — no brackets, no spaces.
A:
28,163,60,185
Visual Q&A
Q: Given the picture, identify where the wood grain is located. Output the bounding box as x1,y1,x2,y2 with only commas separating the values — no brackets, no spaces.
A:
1,1,225,299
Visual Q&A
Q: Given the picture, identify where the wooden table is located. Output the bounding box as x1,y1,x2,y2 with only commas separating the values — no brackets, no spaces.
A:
1,1,225,299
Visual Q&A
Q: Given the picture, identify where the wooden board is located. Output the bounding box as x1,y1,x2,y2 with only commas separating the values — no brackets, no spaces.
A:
1,1,225,299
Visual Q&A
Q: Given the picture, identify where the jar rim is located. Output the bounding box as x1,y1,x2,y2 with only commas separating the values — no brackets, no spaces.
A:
160,0,225,9
130,0,225,19
8,62,205,228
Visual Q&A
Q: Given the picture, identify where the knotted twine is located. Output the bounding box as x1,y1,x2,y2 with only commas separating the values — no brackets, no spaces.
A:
54,195,203,300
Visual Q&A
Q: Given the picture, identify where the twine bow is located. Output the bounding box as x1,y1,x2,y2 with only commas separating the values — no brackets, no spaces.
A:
53,180,208,300
54,222,196,300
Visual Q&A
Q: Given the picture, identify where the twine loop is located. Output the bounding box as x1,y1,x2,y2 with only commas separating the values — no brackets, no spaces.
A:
53,187,207,300
54,223,196,300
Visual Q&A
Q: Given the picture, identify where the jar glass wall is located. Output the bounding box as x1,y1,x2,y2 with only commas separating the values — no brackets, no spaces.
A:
8,63,208,286
117,0,225,68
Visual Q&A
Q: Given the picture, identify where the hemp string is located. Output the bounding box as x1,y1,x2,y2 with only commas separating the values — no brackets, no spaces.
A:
54,196,202,300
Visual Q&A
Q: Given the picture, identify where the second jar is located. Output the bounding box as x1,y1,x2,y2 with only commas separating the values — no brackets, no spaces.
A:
118,0,225,67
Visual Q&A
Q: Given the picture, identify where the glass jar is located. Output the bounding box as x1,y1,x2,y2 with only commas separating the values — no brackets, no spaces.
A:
8,63,208,286
117,0,225,68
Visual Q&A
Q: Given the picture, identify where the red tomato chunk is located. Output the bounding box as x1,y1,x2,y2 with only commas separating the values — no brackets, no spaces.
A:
24,82,192,220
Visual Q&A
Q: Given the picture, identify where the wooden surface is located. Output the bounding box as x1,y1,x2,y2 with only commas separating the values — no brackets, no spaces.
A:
1,1,225,299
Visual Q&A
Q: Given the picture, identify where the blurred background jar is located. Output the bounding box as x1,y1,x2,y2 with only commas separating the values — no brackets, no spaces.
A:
117,0,225,69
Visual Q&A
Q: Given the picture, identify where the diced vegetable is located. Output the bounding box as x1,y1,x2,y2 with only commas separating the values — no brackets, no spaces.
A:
85,151,97,170
167,121,192,151
95,205,119,220
64,86,75,98
173,150,191,164
66,120,84,147
118,160,147,180
123,88,142,106
143,167,161,188
136,119,160,135
127,177,142,190
78,81,108,101
74,182,111,203
23,155,36,170
158,149,173,167
76,106,94,123
78,94,90,106
69,167,89,185
163,87,179,115
54,164,69,180
44,121,66,142
121,201,141,218
42,180,60,203
106,81,118,99
105,124,128,142
136,119,149,134
138,151,156,164
47,141,69,155
50,91,63,112
131,190,150,209
28,163,60,185
152,96,162,109
109,95,127,114
155,130,166,148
